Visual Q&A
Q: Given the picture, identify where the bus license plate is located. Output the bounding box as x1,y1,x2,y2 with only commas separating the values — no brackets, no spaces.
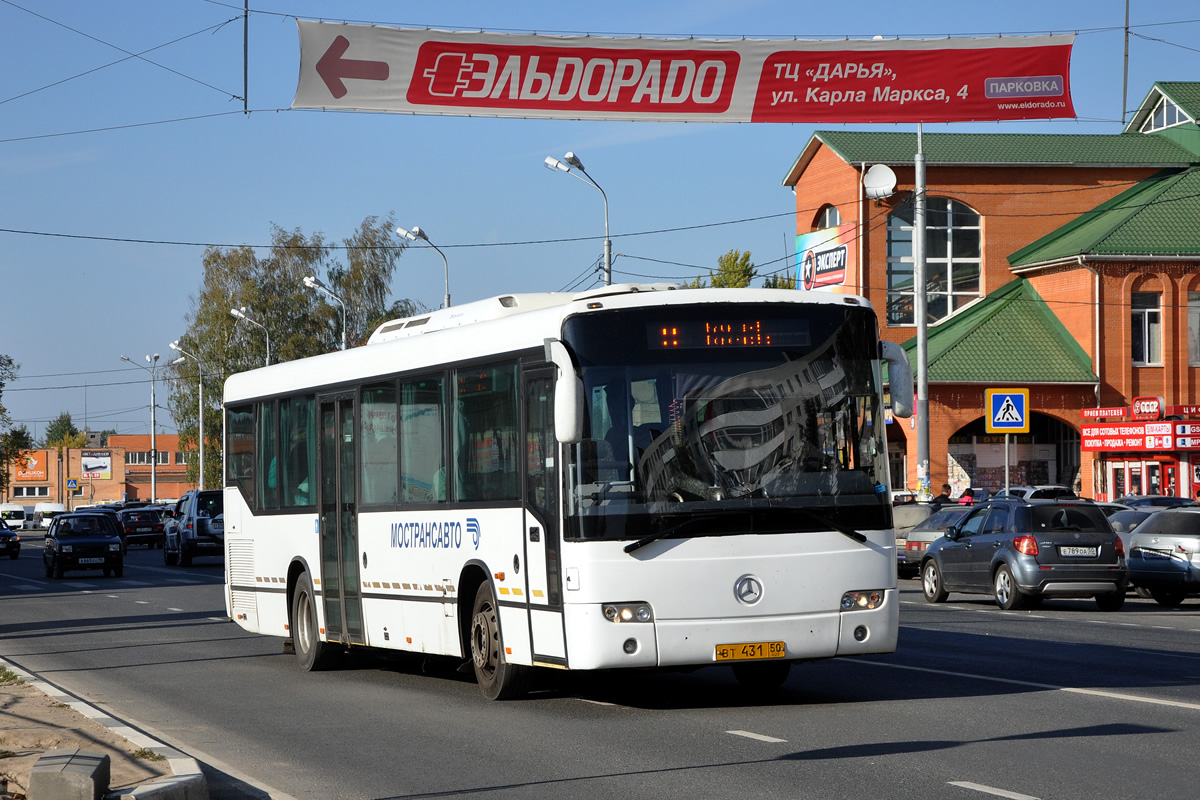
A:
714,641,786,662
1060,546,1097,557
78,557,103,564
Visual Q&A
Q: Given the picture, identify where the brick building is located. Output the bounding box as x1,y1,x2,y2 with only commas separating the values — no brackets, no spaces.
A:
782,81,1200,500
3,434,196,508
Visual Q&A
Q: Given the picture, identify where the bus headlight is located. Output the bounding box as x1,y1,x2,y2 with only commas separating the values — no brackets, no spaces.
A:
602,603,653,623
840,590,885,611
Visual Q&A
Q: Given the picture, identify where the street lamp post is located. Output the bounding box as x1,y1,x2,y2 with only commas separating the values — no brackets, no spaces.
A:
230,306,270,366
303,275,347,350
544,151,611,286
120,353,160,502
170,341,205,490
396,225,451,309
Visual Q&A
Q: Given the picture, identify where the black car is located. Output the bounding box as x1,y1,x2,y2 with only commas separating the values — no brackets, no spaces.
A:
1115,495,1198,509
43,512,124,579
0,520,20,559
117,506,166,548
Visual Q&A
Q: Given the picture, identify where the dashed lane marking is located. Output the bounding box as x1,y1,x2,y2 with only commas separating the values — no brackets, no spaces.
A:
727,730,787,743
949,781,1039,799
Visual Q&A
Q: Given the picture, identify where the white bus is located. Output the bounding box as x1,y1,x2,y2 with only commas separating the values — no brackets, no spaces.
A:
222,284,912,699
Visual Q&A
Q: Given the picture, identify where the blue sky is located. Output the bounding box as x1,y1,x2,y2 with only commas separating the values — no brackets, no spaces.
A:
1,0,1196,441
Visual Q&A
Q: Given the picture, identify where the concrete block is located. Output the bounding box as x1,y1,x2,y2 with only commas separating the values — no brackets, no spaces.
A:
29,748,110,800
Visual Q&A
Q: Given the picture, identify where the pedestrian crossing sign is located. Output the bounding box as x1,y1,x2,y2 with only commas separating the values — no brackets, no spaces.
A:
986,388,1029,433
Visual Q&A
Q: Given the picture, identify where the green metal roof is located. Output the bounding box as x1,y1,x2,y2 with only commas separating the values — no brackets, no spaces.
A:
1008,166,1200,266
810,130,1198,167
1156,82,1200,120
897,279,1097,384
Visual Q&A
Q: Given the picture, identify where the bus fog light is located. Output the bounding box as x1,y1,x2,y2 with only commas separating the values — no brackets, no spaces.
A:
602,602,653,623
623,638,638,654
854,626,868,642
841,590,885,611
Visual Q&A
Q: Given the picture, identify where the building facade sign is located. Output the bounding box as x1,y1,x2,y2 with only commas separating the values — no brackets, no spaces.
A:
15,449,49,481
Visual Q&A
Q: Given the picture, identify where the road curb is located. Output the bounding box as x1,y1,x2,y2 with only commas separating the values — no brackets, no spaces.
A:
0,657,208,800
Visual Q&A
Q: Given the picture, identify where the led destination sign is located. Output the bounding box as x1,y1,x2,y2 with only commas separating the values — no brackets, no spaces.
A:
649,319,810,349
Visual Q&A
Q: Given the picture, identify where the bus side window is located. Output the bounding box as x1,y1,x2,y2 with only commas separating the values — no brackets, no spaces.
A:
226,404,256,508
401,374,446,504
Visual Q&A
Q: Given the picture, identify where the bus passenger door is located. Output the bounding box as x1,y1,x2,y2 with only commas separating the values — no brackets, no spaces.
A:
522,365,566,662
317,394,365,646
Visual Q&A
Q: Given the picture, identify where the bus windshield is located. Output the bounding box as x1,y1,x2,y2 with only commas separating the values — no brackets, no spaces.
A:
562,303,891,540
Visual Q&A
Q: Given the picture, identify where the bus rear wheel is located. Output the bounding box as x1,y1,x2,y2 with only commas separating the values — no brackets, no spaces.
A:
470,583,529,700
293,572,336,671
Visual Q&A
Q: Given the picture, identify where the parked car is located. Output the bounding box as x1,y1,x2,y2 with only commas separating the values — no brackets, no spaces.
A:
117,506,166,549
899,506,971,577
0,520,20,560
993,485,1078,501
42,512,124,579
920,498,1127,611
1127,507,1200,607
32,502,68,529
164,490,224,566
1115,495,1198,508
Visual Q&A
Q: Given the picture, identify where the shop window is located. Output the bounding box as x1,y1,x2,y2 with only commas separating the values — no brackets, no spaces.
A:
1188,292,1200,366
886,198,981,325
1132,292,1162,365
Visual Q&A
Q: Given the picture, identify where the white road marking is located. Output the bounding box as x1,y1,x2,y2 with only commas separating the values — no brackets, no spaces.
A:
167,607,184,612
135,600,149,605
853,658,1200,712
727,730,786,743
577,699,616,706
948,780,1039,799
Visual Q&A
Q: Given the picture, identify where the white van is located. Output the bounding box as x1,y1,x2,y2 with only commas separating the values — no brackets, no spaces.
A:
0,503,27,529
33,502,67,529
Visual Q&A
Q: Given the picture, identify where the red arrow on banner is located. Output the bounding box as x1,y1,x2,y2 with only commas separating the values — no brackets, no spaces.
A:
316,35,390,99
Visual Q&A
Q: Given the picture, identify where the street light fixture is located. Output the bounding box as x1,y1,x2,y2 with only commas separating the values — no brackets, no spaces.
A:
544,151,612,286
170,341,205,490
396,225,451,309
120,353,160,502
230,306,270,367
303,275,347,350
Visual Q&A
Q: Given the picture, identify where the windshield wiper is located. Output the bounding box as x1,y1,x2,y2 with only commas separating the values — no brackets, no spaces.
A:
624,514,723,555
789,506,867,544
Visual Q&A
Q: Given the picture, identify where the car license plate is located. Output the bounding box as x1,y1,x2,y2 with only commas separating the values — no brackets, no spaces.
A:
78,557,103,564
714,641,786,662
137,527,151,532
1059,546,1097,557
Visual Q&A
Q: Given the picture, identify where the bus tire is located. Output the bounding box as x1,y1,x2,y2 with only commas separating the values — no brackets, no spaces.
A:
470,582,529,700
293,572,335,671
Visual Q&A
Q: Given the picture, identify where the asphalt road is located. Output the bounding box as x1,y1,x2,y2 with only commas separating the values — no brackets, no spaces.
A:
2,536,1199,800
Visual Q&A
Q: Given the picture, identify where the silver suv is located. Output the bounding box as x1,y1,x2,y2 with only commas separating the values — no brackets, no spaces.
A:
164,490,224,566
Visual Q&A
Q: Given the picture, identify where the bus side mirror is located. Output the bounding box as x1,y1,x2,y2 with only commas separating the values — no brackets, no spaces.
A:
545,338,583,444
882,341,913,419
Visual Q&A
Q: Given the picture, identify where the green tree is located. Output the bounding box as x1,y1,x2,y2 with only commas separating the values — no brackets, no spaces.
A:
166,217,424,487
0,354,14,433
763,272,797,289
688,249,757,288
44,412,79,445
0,423,33,497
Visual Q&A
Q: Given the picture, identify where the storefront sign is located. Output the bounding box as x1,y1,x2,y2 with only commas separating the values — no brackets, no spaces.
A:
1081,407,1127,419
1082,421,1178,452
1131,396,1165,420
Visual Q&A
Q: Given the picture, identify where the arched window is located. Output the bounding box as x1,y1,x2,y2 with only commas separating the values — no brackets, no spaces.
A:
886,198,981,325
816,205,842,229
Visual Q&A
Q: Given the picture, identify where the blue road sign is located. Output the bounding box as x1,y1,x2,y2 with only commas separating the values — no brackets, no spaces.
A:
66,478,78,491
986,388,1029,433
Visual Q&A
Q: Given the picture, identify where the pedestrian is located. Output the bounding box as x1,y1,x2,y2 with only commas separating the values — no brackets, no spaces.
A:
958,487,975,505
932,483,952,505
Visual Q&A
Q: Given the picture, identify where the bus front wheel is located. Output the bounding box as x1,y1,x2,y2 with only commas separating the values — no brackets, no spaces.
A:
470,583,529,700
293,573,335,671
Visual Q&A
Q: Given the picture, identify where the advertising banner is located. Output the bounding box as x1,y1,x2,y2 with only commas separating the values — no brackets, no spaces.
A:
796,224,856,292
1081,422,1178,452
81,449,112,480
294,22,1075,123
15,449,49,481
